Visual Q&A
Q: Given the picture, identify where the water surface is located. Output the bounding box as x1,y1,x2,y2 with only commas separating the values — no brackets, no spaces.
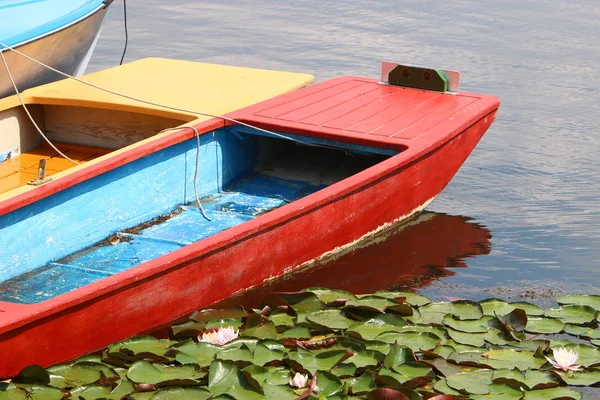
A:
90,0,600,298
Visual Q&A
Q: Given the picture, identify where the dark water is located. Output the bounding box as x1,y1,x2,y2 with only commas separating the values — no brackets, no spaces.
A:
90,1,599,300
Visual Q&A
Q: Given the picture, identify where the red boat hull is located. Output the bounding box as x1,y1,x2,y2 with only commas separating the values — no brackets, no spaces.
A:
0,106,496,377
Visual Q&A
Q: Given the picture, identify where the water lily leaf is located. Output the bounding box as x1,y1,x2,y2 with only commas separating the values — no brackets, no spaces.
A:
445,369,494,395
418,301,483,324
150,387,212,400
218,345,254,365
399,324,447,339
206,319,243,329
480,298,516,316
556,294,600,310
366,387,410,400
269,312,294,328
173,341,220,366
346,369,376,394
117,336,176,359
511,302,544,316
303,287,358,304
241,322,278,339
525,317,565,334
373,290,431,306
447,349,487,367
494,308,528,339
253,343,287,366
564,324,600,339
345,296,413,316
287,348,349,374
306,309,356,330
5,385,63,400
12,365,50,386
363,340,391,354
545,305,598,325
446,329,486,347
208,360,264,398
315,370,343,397
482,349,546,371
377,364,432,388
554,369,600,386
432,378,462,396
260,292,324,315
127,361,204,385
76,386,113,400
262,382,297,400
430,345,456,359
278,326,311,339
367,313,409,327
493,368,558,390
375,331,441,351
443,315,492,333
522,386,582,400
384,344,415,368
347,320,404,341
469,383,523,400
190,307,247,322
346,350,385,368
331,363,357,378
46,362,118,386
424,358,470,377
170,320,207,339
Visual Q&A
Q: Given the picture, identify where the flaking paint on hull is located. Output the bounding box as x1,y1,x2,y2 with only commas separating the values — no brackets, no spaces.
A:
0,111,495,378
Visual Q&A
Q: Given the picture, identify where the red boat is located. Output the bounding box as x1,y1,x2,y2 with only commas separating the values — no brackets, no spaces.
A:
0,60,499,377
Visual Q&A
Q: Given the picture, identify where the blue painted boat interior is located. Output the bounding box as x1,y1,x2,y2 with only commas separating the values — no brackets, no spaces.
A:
0,0,105,48
0,127,392,304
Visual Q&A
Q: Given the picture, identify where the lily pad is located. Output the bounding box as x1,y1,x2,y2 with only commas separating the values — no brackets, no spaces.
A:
346,369,376,394
443,315,492,333
522,386,582,400
555,370,600,386
545,305,598,325
525,317,565,334
127,361,204,385
480,298,516,316
556,294,600,310
373,290,431,307
564,324,600,339
493,368,558,390
375,331,441,351
445,369,494,395
306,309,356,330
303,287,358,304
482,349,547,371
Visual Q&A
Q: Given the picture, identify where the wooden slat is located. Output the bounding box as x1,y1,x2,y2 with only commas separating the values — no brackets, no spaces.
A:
277,82,377,122
256,79,366,119
298,85,396,127
347,90,438,134
323,89,416,130
392,96,478,139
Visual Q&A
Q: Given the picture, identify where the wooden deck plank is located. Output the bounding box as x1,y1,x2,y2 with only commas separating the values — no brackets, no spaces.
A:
276,82,378,122
346,90,440,134
256,79,366,119
299,85,396,127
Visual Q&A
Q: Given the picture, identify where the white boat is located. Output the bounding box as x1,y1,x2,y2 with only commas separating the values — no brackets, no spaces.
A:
0,0,113,98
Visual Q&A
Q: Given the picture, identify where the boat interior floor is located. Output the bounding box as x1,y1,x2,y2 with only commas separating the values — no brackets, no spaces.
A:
0,144,387,304
0,143,109,194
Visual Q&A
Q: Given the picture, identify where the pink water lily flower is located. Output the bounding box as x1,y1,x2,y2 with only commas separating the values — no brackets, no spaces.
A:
289,372,309,388
545,348,582,372
198,326,239,345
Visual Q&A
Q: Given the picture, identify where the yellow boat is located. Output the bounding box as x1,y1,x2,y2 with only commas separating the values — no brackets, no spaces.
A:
0,57,314,200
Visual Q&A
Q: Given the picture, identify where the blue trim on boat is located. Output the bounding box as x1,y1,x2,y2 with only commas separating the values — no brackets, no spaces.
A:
0,0,106,49
0,127,389,304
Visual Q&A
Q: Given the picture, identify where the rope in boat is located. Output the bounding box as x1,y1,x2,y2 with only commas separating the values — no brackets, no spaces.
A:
158,126,211,221
0,50,79,165
119,0,129,65
0,41,316,147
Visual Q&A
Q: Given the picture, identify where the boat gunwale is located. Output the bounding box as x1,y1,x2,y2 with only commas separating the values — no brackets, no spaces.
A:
0,104,499,334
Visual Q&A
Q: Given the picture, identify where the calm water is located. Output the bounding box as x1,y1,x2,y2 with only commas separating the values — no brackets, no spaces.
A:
90,1,599,300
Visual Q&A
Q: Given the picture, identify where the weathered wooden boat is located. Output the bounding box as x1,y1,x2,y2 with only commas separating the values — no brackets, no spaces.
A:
0,60,499,377
0,0,112,98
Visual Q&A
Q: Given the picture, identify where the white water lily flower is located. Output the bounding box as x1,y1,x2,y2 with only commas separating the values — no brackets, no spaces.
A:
198,326,239,345
289,372,309,388
545,348,582,372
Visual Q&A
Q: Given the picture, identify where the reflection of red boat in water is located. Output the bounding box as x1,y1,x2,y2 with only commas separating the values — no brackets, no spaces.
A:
216,212,491,307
